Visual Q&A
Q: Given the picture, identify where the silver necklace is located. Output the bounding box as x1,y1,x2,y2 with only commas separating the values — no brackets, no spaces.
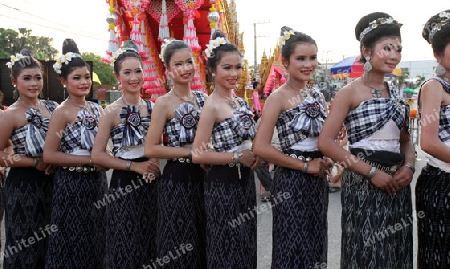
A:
122,95,143,106
363,75,386,98
67,98,88,110
18,98,40,110
214,90,237,109
365,82,385,98
172,89,196,106
286,82,309,97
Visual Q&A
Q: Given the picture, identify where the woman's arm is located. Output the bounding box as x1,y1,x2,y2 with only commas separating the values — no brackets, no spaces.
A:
319,86,372,174
91,111,129,170
145,97,190,159
253,92,304,170
0,110,35,168
393,126,415,188
43,107,91,166
191,101,254,167
318,85,398,194
419,80,450,162
91,110,156,175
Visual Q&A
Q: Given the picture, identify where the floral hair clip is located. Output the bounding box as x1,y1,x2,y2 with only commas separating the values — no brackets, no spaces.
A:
159,39,174,63
428,11,450,43
279,30,295,46
109,47,138,67
359,17,402,41
204,37,228,58
53,52,82,74
6,53,25,69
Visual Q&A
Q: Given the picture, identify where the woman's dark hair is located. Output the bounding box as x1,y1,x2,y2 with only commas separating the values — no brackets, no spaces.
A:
422,10,450,53
114,40,143,74
10,48,42,79
280,26,317,62
355,12,402,62
58,38,89,79
162,39,191,66
206,31,241,71
20,48,34,58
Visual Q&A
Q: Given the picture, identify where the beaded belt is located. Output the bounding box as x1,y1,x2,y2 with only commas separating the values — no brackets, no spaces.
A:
349,148,403,173
284,150,323,161
170,157,192,163
62,166,100,173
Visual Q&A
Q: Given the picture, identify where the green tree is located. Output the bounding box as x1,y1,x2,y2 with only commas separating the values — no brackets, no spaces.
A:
0,28,58,60
415,75,425,88
398,69,410,86
81,52,116,87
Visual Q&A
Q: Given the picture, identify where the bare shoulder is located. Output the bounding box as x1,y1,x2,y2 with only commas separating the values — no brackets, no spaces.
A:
0,105,26,129
203,94,217,109
421,79,443,94
265,87,286,103
101,101,122,121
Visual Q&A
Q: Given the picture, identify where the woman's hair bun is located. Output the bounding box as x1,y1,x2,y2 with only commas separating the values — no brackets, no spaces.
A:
62,38,81,54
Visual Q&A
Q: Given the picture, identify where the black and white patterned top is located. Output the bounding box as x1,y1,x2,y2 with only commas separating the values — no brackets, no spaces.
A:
276,89,327,152
60,102,101,154
164,91,205,147
419,77,450,143
211,97,256,152
345,83,409,145
110,100,154,157
11,100,57,157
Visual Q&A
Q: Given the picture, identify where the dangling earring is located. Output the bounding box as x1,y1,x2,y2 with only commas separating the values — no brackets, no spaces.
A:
363,56,372,72
435,58,446,76
210,73,215,91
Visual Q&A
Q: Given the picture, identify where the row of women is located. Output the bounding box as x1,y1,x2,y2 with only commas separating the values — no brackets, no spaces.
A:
0,9,449,269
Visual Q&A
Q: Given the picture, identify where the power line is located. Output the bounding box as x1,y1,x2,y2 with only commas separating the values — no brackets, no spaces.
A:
0,13,108,42
0,2,108,42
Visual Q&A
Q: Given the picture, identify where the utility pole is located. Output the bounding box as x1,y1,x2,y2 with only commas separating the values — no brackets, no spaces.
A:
253,21,269,81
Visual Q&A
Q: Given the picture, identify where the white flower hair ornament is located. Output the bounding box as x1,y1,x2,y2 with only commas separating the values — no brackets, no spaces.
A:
279,30,295,46
159,39,174,63
109,47,138,67
204,37,228,58
53,52,82,74
6,53,25,69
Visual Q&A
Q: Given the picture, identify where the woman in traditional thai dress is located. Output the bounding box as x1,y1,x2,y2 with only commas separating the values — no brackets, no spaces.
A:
192,31,258,269
253,26,330,269
145,39,207,268
91,40,160,268
318,12,415,269
416,9,450,269
0,49,57,268
43,39,107,268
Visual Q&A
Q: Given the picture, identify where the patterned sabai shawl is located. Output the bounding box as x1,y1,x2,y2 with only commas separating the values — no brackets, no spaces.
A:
11,100,57,157
276,88,327,152
60,102,101,153
345,83,409,144
110,100,154,157
211,97,256,152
